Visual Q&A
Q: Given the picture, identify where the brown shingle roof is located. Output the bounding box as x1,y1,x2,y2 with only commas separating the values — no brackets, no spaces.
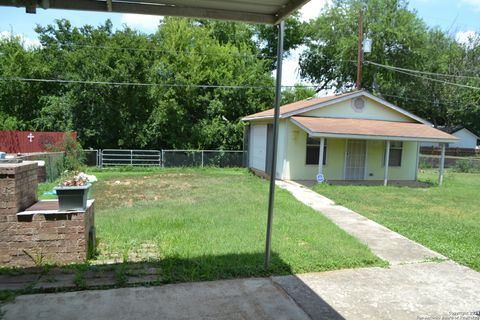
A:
243,91,357,119
291,116,458,142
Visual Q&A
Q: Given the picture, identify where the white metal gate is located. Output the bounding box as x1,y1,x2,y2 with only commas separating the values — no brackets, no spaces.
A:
101,149,162,166
345,140,367,180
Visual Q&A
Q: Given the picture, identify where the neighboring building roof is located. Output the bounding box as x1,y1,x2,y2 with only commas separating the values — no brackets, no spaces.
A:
439,126,480,139
242,90,430,125
290,116,458,143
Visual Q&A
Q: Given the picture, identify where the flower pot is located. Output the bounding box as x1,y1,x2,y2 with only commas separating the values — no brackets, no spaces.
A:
54,183,91,211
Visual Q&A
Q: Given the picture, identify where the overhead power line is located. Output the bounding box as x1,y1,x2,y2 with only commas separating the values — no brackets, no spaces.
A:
367,61,480,91
375,92,459,108
53,43,277,59
388,68,480,90
0,76,322,89
366,60,480,81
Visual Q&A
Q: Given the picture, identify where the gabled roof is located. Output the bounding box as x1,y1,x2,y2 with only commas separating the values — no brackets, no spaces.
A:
242,90,431,125
291,116,458,143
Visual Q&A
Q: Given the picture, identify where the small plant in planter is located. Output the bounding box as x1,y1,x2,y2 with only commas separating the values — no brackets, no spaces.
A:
54,171,97,211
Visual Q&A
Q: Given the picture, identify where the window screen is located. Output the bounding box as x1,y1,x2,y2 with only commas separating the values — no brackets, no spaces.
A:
385,141,402,167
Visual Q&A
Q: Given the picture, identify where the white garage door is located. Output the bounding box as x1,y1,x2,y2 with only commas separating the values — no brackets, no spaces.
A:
249,124,267,172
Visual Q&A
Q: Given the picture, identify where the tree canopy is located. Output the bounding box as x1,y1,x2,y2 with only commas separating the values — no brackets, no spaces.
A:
300,0,480,131
0,2,479,149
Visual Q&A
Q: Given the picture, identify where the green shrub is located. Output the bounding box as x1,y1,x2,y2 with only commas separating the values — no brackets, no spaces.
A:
47,132,86,171
454,159,479,173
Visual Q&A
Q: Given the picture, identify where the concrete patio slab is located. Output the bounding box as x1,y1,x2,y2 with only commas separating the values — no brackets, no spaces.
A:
1,278,311,320
276,180,445,265
274,260,480,320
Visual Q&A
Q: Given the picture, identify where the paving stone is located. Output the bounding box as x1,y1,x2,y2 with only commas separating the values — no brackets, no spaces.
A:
45,267,74,276
34,273,77,290
124,266,159,277
126,274,158,285
0,274,40,291
84,273,116,287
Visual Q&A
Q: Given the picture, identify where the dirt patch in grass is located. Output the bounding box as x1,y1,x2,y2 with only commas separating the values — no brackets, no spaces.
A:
93,174,198,209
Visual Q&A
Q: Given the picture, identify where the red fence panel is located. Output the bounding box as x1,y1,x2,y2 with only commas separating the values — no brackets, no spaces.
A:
0,131,77,153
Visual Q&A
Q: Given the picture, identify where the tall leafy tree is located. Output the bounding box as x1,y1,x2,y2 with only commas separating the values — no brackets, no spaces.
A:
144,18,274,149
299,0,480,132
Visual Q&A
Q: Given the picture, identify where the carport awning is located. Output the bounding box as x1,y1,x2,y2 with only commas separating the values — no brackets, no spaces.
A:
0,0,309,24
291,116,459,143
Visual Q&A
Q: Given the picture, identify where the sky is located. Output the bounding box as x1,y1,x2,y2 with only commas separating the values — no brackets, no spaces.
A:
0,0,479,86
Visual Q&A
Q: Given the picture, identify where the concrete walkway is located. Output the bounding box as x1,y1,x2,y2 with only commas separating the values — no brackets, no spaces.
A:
1,278,310,320
274,179,480,319
274,261,480,320
276,180,445,265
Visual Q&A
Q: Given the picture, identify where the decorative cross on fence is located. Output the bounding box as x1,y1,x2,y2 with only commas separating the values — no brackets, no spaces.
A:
27,133,34,143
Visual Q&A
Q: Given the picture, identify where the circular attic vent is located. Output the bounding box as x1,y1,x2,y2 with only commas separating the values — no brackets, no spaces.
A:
351,97,366,112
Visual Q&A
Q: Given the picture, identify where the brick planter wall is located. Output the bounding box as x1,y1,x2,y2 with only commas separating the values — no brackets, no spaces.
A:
0,162,38,216
0,162,95,267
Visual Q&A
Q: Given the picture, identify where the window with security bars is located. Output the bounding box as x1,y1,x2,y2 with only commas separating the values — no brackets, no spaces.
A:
385,141,403,167
306,137,327,165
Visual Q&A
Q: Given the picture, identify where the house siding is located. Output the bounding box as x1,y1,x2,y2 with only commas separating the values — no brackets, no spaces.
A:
302,97,415,123
365,140,418,181
283,122,345,180
450,129,478,149
283,121,418,181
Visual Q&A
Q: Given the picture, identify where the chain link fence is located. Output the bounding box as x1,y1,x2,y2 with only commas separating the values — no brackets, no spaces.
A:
83,149,99,167
17,152,65,182
9,149,245,183
98,149,246,168
161,150,245,167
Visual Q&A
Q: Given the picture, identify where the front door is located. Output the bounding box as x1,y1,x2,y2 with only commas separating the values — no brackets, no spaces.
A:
345,140,367,180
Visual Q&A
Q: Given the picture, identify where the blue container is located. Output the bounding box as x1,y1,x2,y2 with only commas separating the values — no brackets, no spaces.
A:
0,152,5,159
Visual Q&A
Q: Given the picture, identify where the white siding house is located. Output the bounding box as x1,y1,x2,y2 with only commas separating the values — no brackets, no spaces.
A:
422,127,479,149
449,128,479,149
243,90,458,184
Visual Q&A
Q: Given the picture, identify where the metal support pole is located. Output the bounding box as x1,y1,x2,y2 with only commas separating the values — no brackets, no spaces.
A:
439,143,446,186
384,140,390,186
130,150,133,165
201,151,204,168
318,137,325,176
264,20,284,270
356,0,364,90
415,142,420,181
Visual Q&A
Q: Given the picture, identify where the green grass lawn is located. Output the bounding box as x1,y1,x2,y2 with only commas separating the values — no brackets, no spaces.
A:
63,167,384,283
312,170,480,271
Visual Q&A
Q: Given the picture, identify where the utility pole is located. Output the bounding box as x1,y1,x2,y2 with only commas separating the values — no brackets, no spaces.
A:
356,0,364,90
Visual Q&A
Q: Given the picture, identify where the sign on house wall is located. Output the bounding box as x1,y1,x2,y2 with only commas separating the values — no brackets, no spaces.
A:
0,131,77,153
